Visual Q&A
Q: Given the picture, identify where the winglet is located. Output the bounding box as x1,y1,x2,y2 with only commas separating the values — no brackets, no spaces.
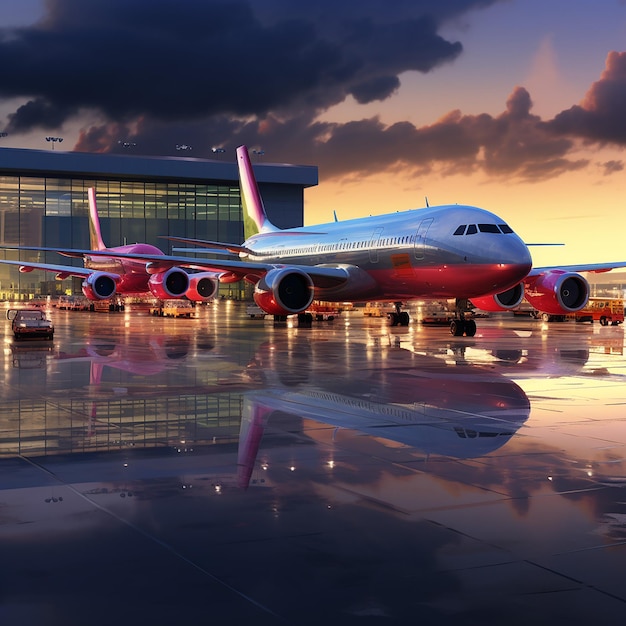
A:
88,188,107,251
236,145,279,238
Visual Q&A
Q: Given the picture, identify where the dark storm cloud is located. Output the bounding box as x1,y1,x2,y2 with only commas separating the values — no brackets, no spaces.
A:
6,97,74,131
3,0,337,126
5,0,623,185
350,76,401,104
261,86,586,182
74,85,588,183
1,0,489,132
549,51,626,144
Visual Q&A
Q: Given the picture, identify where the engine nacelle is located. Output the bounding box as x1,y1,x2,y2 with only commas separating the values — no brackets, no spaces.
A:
148,268,190,299
471,283,525,312
253,268,315,315
186,272,218,302
82,272,118,300
524,270,589,315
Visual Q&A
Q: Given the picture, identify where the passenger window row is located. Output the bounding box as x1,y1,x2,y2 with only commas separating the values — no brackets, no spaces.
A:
453,223,513,235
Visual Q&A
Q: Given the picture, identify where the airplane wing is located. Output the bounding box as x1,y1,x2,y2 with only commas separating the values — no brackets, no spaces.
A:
529,261,626,276
0,247,351,288
0,245,88,260
0,258,100,280
92,250,351,288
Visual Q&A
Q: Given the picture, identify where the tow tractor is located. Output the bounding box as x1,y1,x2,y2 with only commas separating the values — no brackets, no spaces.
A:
246,300,341,323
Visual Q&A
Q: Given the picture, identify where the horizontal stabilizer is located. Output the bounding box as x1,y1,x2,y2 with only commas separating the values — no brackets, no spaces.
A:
161,236,253,255
172,247,237,255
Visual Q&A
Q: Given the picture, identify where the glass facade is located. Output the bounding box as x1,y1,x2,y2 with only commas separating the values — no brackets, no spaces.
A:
0,393,243,457
0,176,244,300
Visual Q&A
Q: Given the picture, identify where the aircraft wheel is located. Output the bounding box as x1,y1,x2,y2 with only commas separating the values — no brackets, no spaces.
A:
464,319,477,337
389,312,399,326
399,311,410,326
600,316,608,326
450,319,465,336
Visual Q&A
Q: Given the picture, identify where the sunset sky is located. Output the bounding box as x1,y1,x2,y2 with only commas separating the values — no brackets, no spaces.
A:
1,0,626,266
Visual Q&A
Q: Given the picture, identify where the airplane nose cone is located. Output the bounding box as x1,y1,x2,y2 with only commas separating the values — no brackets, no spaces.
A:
496,233,532,269
515,238,532,272
481,234,532,288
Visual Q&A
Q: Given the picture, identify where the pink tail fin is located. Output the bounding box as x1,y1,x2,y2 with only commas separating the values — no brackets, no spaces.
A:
88,188,107,251
236,145,278,238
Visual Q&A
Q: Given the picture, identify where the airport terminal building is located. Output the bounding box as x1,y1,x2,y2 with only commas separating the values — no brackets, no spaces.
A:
0,147,318,300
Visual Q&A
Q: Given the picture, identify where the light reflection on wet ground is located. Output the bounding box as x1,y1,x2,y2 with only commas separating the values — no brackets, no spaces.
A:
1,301,626,624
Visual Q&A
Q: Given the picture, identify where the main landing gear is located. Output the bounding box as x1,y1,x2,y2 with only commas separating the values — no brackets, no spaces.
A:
449,299,477,337
390,302,410,327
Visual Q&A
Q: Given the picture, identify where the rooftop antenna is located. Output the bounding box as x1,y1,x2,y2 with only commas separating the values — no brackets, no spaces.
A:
425,196,430,208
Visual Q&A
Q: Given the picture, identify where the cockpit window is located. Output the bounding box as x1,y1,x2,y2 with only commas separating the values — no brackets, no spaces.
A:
478,224,501,233
454,223,514,235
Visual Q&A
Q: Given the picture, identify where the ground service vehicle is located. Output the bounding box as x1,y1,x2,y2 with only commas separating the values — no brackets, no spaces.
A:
574,298,624,325
307,301,339,321
150,300,194,318
246,304,267,318
363,302,394,318
58,295,89,310
7,308,54,340
533,297,624,325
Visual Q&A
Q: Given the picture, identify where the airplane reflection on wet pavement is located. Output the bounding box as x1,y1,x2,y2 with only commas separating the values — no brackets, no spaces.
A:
1,302,626,625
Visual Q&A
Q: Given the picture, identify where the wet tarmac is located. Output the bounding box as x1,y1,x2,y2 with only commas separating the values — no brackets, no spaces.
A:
1,301,626,625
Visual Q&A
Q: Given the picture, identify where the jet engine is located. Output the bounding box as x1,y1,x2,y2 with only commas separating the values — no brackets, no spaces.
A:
186,273,219,302
253,268,315,316
147,268,190,299
82,272,118,300
524,270,589,315
470,283,525,312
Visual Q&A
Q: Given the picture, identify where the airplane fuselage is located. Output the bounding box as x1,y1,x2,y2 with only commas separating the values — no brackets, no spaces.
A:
84,243,165,294
242,204,532,301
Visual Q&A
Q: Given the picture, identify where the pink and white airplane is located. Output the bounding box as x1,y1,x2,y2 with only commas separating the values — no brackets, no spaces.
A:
0,187,219,302
3,145,626,335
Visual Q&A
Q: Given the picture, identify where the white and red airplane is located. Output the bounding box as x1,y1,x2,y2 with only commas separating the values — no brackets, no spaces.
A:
0,187,219,302
3,145,626,335
162,145,626,335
